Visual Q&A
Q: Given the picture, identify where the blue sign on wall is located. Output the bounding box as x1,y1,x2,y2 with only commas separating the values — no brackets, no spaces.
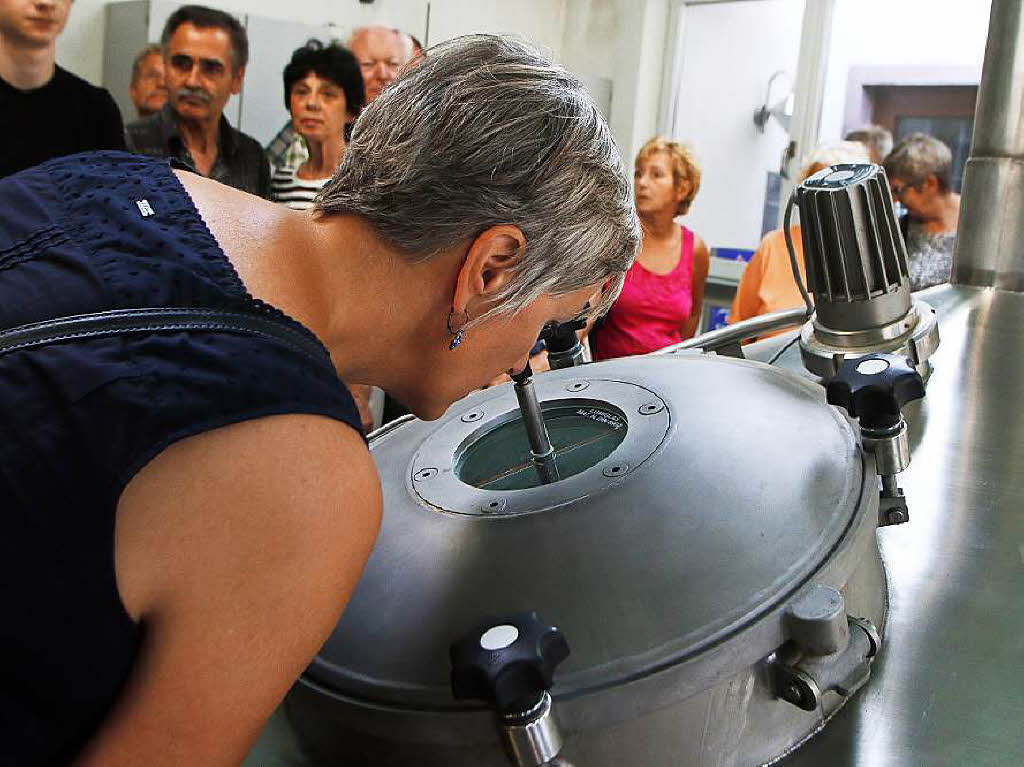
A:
706,307,731,332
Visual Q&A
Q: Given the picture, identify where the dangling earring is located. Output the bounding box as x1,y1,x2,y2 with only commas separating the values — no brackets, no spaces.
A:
447,309,469,350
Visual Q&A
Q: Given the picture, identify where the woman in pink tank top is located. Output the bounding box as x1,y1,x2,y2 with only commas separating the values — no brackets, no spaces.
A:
592,137,709,360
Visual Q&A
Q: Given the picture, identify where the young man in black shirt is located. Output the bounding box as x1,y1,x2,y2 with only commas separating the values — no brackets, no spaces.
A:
0,0,126,180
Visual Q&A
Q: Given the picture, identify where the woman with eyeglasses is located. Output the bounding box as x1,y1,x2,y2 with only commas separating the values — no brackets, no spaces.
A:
883,133,960,291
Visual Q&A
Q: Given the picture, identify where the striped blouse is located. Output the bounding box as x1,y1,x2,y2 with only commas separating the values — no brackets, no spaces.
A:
270,164,329,210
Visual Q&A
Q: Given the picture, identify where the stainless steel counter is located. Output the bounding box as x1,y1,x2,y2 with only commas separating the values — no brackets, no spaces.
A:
780,283,1024,766
247,283,1024,766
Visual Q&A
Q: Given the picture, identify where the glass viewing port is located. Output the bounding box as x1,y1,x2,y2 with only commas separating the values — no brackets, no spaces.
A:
455,402,628,491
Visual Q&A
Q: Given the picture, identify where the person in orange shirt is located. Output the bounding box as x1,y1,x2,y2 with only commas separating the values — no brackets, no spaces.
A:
729,142,870,334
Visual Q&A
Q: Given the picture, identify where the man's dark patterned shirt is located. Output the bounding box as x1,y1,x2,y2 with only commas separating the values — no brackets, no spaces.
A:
126,104,270,199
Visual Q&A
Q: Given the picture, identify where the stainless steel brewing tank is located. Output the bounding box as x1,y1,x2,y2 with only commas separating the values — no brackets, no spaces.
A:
286,355,888,766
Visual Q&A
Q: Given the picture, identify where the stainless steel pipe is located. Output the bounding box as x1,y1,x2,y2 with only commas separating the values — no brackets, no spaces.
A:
512,365,560,484
657,307,809,355
953,0,1024,291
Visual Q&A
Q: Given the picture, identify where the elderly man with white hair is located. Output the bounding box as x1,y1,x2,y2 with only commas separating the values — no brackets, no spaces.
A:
349,25,413,104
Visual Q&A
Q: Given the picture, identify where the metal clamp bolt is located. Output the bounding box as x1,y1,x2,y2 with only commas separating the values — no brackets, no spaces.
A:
413,468,438,481
461,410,485,423
886,508,907,525
480,498,507,514
565,381,590,393
602,463,629,477
638,402,664,415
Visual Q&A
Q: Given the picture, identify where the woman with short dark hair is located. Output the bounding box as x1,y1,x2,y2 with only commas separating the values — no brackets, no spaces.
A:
271,41,365,210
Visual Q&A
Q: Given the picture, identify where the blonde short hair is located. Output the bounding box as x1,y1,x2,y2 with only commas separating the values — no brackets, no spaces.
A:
636,137,702,216
798,141,871,182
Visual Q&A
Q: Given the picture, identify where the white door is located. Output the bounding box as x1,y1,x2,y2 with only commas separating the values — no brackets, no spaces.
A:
670,0,805,253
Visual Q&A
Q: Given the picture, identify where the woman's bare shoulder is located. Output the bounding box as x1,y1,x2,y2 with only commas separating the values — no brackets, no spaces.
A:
173,170,292,259
692,234,710,268
116,413,380,621
87,414,380,765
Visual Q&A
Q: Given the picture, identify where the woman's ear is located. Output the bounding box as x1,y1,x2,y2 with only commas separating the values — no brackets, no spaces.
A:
675,177,691,207
451,225,526,316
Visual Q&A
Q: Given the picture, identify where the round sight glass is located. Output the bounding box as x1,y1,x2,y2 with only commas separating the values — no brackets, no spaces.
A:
455,402,628,491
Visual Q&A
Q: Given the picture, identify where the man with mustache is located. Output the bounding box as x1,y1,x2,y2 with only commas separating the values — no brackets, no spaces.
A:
0,0,125,179
126,5,270,198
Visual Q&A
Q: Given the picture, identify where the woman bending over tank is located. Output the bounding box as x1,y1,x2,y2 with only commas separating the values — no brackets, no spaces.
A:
0,35,639,766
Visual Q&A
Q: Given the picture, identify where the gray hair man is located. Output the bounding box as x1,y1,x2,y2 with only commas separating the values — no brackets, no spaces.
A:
126,4,270,198
129,43,167,118
883,132,960,291
844,124,893,165
348,25,412,103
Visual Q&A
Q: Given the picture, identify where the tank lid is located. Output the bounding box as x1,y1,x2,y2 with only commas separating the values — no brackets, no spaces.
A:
307,356,865,709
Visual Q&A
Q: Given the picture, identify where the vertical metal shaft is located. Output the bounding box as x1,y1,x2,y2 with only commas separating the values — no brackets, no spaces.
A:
880,474,899,498
953,0,1024,291
511,364,560,484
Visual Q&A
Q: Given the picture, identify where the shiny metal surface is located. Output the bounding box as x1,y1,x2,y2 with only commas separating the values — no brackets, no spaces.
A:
512,373,560,484
310,356,867,709
658,306,808,354
953,158,1024,292
275,355,889,767
966,0,1024,158
799,298,940,378
780,283,1024,766
861,424,910,477
809,301,930,348
502,692,563,767
954,0,1024,291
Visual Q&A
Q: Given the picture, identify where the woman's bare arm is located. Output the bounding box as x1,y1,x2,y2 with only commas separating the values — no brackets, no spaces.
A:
681,236,710,340
348,383,377,432
75,414,382,766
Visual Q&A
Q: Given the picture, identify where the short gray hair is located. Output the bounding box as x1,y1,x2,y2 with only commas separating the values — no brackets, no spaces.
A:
883,132,953,192
131,43,162,86
315,34,640,324
844,125,893,165
798,140,871,182
346,25,413,63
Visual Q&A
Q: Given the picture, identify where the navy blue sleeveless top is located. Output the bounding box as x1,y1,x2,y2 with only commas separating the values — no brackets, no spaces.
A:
0,151,362,765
